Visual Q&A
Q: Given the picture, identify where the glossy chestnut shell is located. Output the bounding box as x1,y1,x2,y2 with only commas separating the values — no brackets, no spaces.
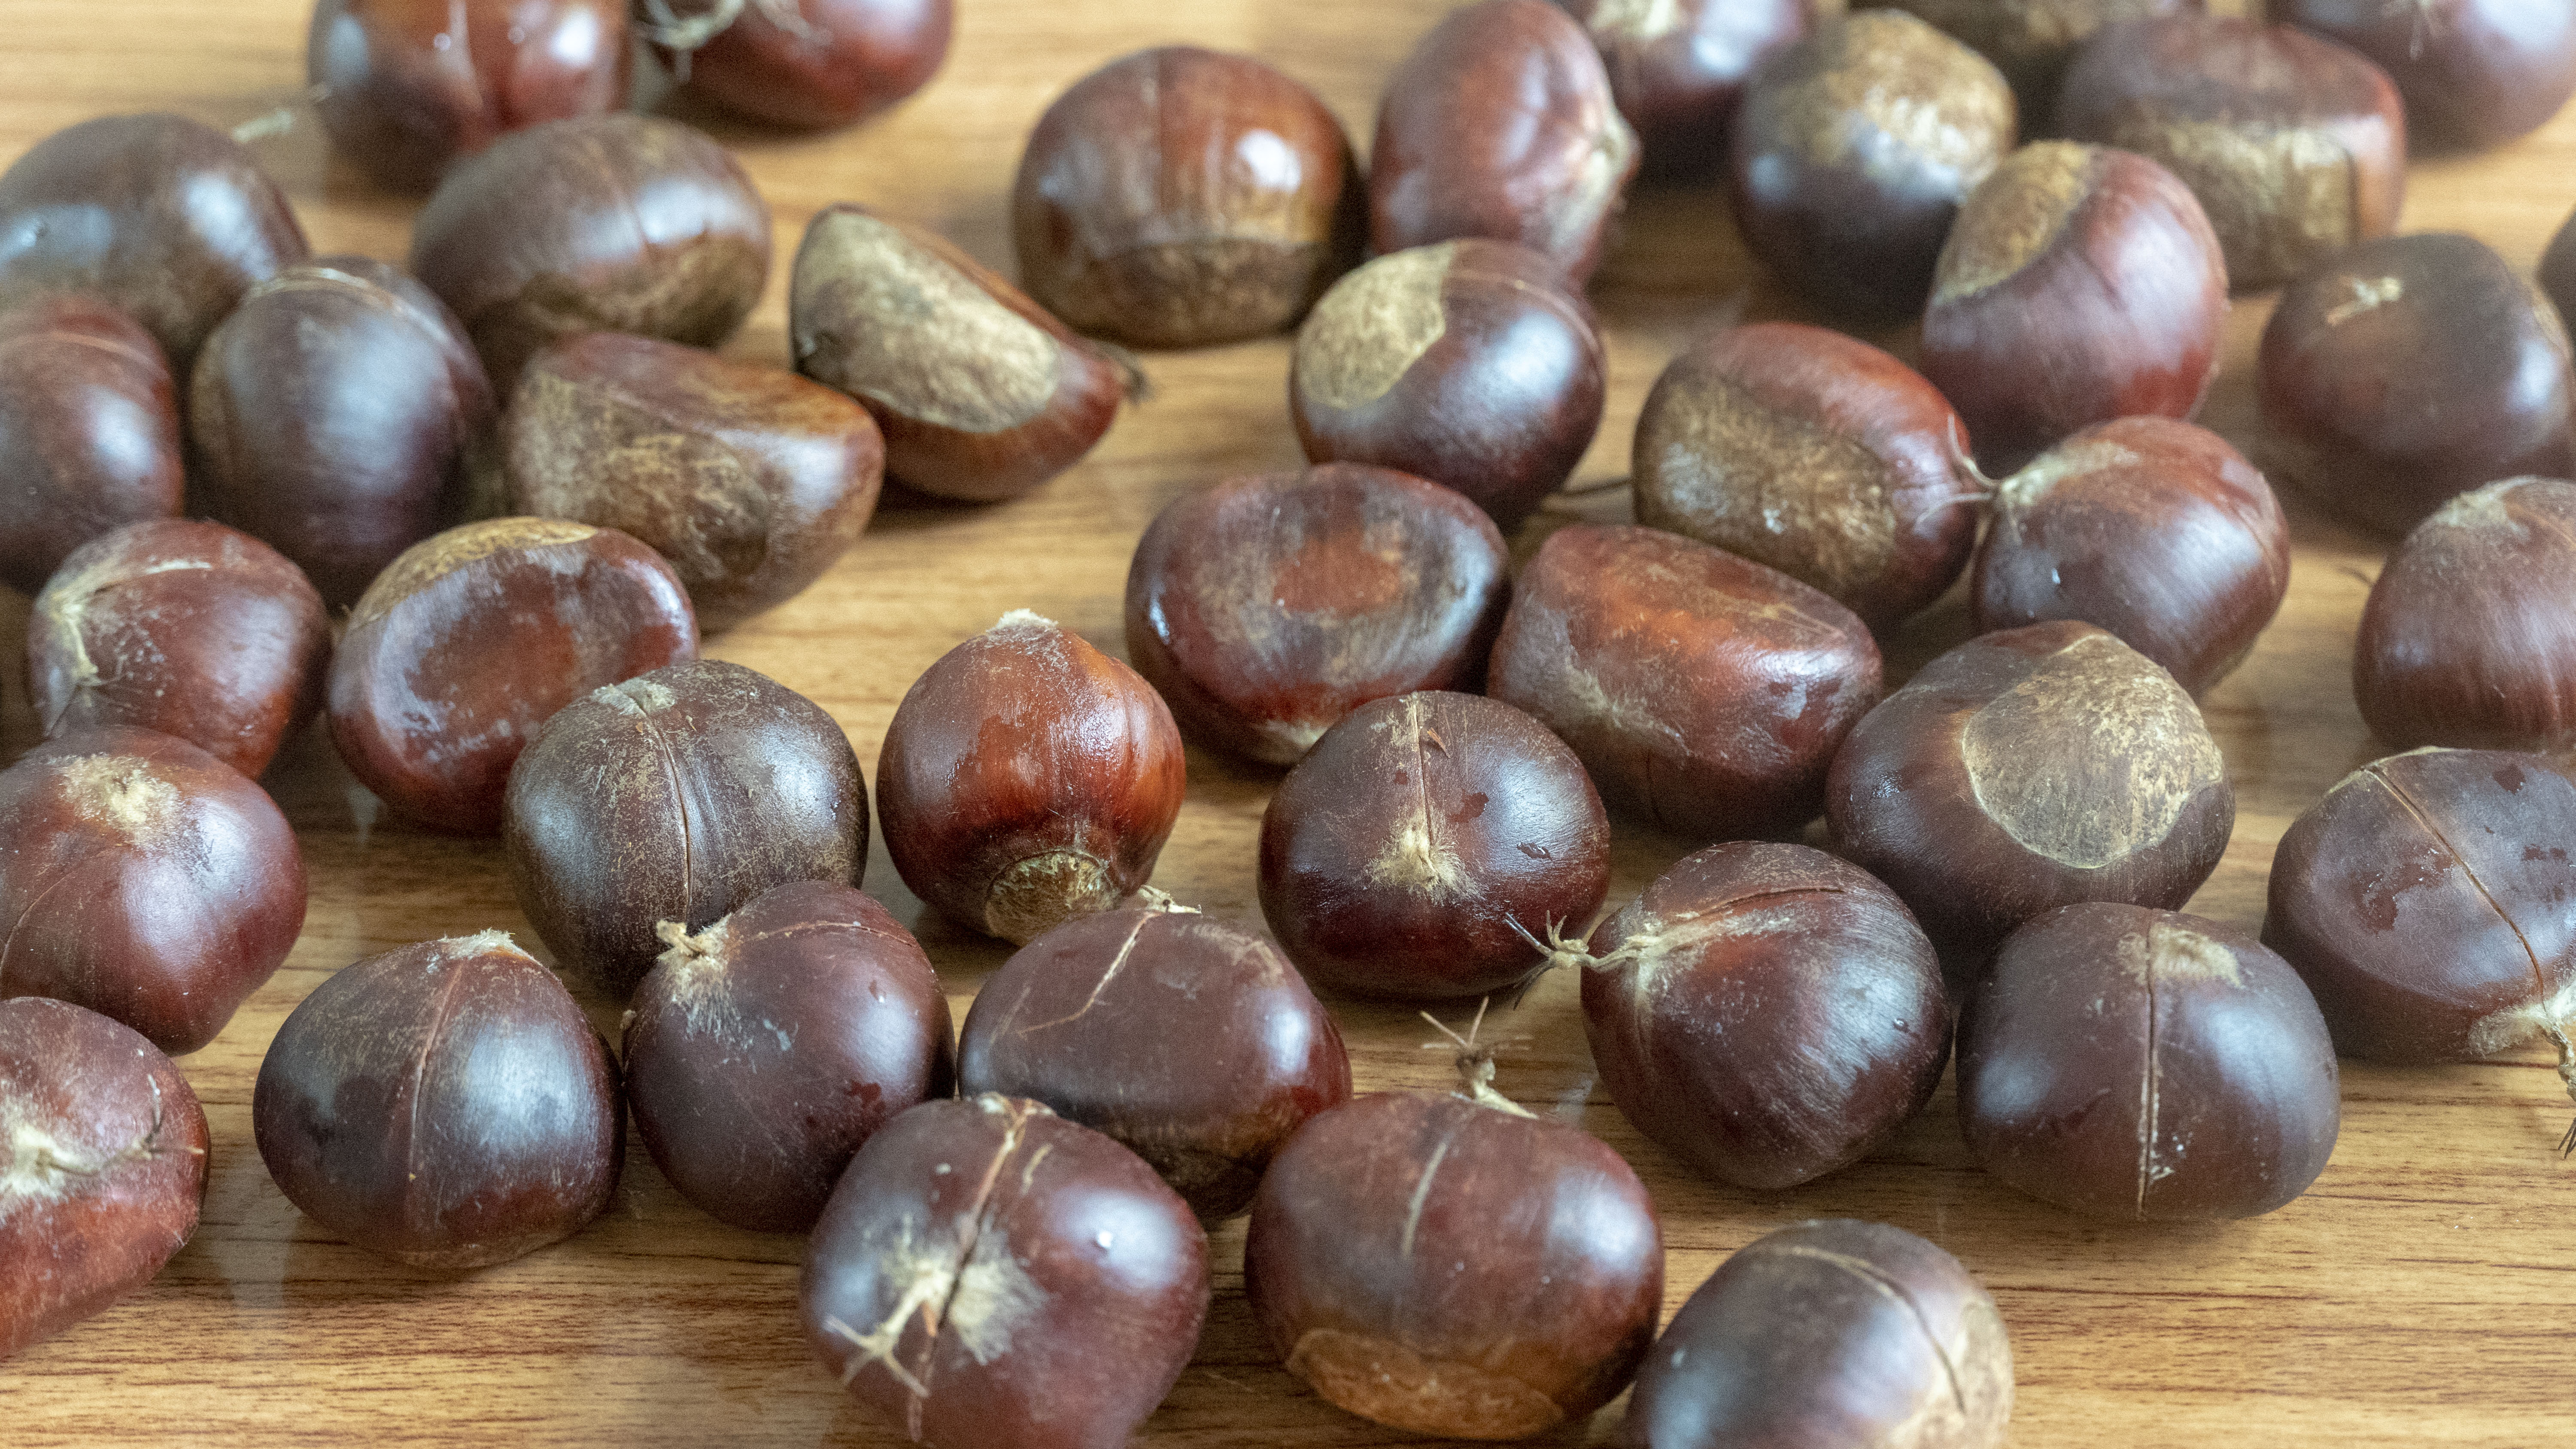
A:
0,295,183,595
1556,0,1809,180
2274,0,2576,150
1873,0,2201,115
2354,478,2576,752
656,0,951,131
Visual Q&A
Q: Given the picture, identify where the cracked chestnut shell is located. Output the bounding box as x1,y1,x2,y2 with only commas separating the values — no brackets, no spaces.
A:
2275,0,2576,150
1870,0,2200,115
0,296,183,596
1556,0,1809,181
2354,478,2576,752
657,0,952,130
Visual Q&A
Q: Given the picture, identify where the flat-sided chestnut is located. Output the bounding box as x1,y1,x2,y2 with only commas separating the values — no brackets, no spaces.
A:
30,520,331,778
505,659,867,999
1289,239,1604,532
1556,0,1809,181
1123,463,1509,764
1728,12,2017,319
189,256,495,607
504,332,884,632
1614,1219,2012,1449
649,0,951,130
0,296,183,595
2056,16,2404,290
1871,0,2200,115
328,518,698,834
1259,690,1610,1000
1370,0,1639,285
1012,46,1364,349
2275,0,2576,150
1826,621,2233,965
878,611,1186,944
625,881,952,1234
1630,321,1978,628
1489,524,1882,840
253,931,623,1269
1971,417,2288,696
1924,142,2225,473
2355,479,2576,751
791,205,1133,503
0,997,208,1361
0,727,305,1056
803,1095,1208,1449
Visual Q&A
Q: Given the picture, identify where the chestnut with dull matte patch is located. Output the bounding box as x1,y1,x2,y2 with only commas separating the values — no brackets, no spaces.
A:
1556,0,1809,181
652,0,951,131
2355,479,2576,752
0,297,183,596
2275,0,2576,150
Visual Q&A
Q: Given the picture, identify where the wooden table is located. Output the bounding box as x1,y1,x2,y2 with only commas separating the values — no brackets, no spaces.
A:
7,1,2574,1444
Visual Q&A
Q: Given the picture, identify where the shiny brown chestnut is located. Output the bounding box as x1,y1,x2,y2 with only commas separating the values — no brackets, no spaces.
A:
1924,142,2225,473
1970,416,2288,696
2275,0,2576,150
1122,463,1510,765
0,997,209,1361
189,255,495,608
625,880,952,1234
2355,479,2576,751
1289,239,1604,533
0,296,182,595
1556,0,1808,181
802,1095,1208,1449
648,0,951,131
1489,524,1882,840
1870,0,2201,115
1613,1219,2013,1449
957,895,1352,1219
1370,0,1639,285
791,205,1134,503
327,518,699,834
878,611,1186,944
30,520,330,778
0,727,305,1057
2259,232,2576,538
504,332,884,632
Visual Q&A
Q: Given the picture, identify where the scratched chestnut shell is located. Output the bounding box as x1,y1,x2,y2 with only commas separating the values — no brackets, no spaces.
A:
660,0,953,130
1555,0,1809,180
2274,0,2576,150
0,296,184,596
2354,479,2576,752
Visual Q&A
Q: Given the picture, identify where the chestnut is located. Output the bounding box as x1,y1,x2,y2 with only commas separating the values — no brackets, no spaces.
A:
1923,142,2225,473
1488,523,1883,840
1122,462,1510,765
188,255,496,608
877,611,1186,944
0,727,305,1056
0,296,183,595
1970,416,2289,696
2274,0,2576,150
503,331,884,632
802,1094,1208,1449
1370,0,1639,285
648,0,951,131
327,518,699,834
504,658,868,999
1288,239,1605,533
956,894,1353,1219
2546,206,2576,330
625,880,952,1234
409,114,772,389
1614,1219,2012,1449
1258,690,1610,1000
1728,12,2017,320
1630,321,1978,628
1826,621,2233,965
253,931,623,1269
1556,0,1809,181
1012,46,1364,349
2355,479,2576,751
29,519,331,779
791,204,1133,503
2056,16,2404,290
1873,0,2202,115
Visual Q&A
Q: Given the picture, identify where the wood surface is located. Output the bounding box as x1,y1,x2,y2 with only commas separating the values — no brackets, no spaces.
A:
6,0,2575,1444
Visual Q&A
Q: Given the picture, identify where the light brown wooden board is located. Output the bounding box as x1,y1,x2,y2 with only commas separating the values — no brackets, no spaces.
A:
5,1,2574,1444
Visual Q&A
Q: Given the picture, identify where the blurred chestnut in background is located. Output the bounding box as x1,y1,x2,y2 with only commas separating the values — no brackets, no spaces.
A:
1012,46,1364,349
626,880,951,1234
0,296,182,595
2356,479,2576,751
1289,239,1604,533
2274,0,2576,150
1863,0,2199,115
2546,206,2576,328
646,0,950,131
1489,524,1882,840
1123,463,1509,765
1556,0,1808,181
2258,232,2575,538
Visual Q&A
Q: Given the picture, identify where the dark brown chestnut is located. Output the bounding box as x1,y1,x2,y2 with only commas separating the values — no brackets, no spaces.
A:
2355,479,2576,751
647,0,951,131
327,518,699,834
625,880,952,1234
1488,523,1882,840
1370,0,1640,285
1289,239,1605,533
1122,462,1509,765
1556,0,1809,181
802,1094,1208,1449
2275,0,2576,150
791,204,1133,503
878,611,1186,944
504,331,884,632
956,895,1352,1219
29,519,331,779
0,296,183,595
188,255,495,608
1869,0,2201,115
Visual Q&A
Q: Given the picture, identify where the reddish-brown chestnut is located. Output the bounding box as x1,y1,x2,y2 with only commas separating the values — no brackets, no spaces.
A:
0,296,183,595
2275,0,2576,150
2354,479,2576,751
649,0,951,131
625,880,952,1234
1871,0,2201,114
1556,0,1809,181
802,1095,1209,1449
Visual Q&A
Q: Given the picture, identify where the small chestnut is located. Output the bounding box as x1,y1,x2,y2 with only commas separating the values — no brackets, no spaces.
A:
0,295,184,595
2274,0,2576,150
2354,478,2576,752
1868,0,2202,115
647,0,952,131
1555,0,1810,181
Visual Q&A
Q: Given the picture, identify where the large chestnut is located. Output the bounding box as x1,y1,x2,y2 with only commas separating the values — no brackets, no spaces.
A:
1556,0,1809,180
2275,0,2576,150
0,296,183,595
1869,0,2201,114
2355,478,2576,751
649,0,951,130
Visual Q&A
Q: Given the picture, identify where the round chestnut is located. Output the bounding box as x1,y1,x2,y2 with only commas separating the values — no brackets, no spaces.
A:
2355,479,2576,751
802,1094,1209,1449
1488,523,1882,840
625,880,952,1234
1870,0,2201,115
1556,0,1809,181
648,0,951,130
2274,0,2576,150
1288,239,1604,533
0,296,183,595
1122,462,1509,765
